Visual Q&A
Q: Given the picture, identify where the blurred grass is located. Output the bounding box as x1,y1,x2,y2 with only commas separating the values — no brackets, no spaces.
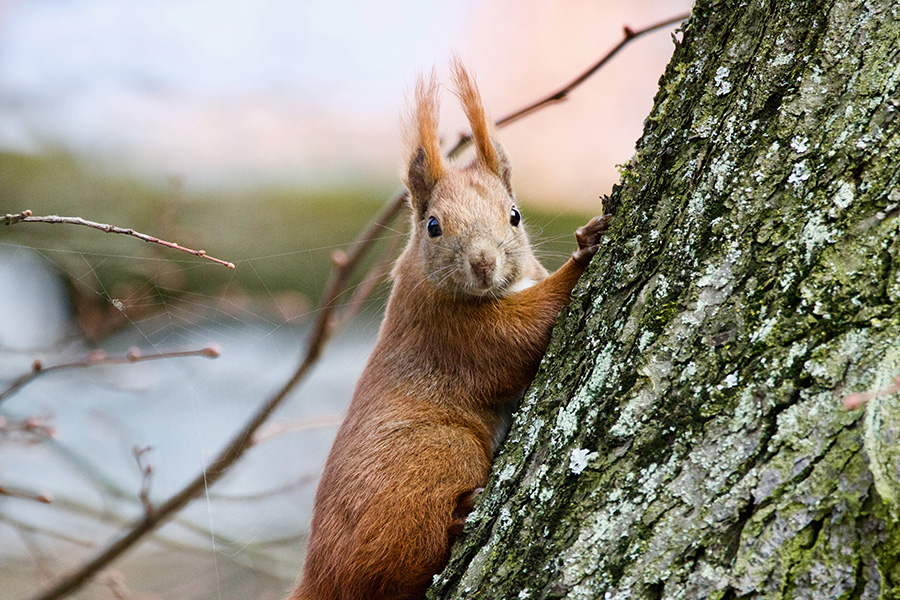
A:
1,151,594,335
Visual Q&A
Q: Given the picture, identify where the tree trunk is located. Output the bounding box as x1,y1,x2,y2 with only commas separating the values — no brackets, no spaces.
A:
429,0,900,598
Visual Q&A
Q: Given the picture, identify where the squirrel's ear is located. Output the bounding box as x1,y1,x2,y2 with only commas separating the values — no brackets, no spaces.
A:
404,71,446,218
492,142,513,194
451,58,512,193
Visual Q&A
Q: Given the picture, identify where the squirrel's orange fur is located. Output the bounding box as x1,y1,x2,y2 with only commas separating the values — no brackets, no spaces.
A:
451,57,501,174
289,62,609,600
409,70,446,188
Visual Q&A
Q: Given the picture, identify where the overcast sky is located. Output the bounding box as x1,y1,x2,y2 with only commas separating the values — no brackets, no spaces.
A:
0,0,692,207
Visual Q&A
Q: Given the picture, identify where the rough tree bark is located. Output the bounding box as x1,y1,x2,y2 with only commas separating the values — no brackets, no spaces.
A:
430,0,900,598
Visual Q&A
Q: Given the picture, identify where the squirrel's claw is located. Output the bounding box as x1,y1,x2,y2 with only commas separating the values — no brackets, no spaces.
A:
573,214,612,268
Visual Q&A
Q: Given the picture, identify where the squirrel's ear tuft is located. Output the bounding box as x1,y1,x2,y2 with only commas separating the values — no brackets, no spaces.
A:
404,71,446,217
451,57,512,193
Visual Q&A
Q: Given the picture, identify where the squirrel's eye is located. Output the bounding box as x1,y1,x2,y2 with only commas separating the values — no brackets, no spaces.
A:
427,216,442,238
509,207,521,227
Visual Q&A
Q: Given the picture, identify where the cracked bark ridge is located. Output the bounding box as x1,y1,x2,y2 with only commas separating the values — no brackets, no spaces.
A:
429,0,900,598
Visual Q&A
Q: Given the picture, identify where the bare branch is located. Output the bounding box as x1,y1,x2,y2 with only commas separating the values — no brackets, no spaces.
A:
102,572,130,600
0,415,57,441
0,484,53,504
132,446,155,519
0,346,221,406
3,209,33,224
4,209,236,269
203,473,319,503
446,11,691,160
1,513,94,549
252,413,344,446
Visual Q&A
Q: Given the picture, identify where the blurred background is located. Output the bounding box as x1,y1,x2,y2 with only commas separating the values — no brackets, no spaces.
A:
0,0,690,598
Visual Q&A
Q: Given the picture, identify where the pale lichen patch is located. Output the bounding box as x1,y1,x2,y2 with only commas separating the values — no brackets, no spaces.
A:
788,159,812,188
732,387,762,432
552,344,614,445
831,180,855,212
569,448,599,474
772,51,794,66
638,330,655,352
497,463,518,483
655,273,671,299
688,189,707,220
678,362,699,385
710,151,735,192
751,315,779,343
786,341,809,367
799,213,837,262
559,497,642,592
791,135,810,153
718,372,739,390
714,66,733,95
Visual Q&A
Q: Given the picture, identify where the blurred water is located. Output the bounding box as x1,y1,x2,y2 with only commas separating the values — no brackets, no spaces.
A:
0,247,74,349
0,247,375,598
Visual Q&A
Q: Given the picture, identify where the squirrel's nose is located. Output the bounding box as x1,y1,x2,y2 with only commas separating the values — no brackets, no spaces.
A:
470,252,497,281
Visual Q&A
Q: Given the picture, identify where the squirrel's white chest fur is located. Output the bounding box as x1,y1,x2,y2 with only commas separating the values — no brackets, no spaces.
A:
506,277,538,294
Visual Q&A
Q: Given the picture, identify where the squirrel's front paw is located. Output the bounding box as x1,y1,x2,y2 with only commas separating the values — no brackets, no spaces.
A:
573,214,612,268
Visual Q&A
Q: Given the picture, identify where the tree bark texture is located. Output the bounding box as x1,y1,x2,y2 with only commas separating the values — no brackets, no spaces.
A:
430,0,900,598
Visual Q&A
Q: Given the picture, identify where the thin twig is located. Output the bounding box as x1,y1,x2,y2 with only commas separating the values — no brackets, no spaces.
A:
4,209,236,269
446,11,691,160
252,413,345,446
0,484,53,504
6,515,61,581
0,415,57,440
102,572,129,600
25,14,691,599
203,472,319,503
0,346,221,406
132,446,154,519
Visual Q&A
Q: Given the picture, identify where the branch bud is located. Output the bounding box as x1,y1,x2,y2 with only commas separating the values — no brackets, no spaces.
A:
332,249,349,267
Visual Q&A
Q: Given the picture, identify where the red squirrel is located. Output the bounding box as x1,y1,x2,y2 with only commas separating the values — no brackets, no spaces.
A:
289,60,610,600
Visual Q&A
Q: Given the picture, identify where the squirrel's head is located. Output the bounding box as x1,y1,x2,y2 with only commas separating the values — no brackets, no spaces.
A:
402,59,535,299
